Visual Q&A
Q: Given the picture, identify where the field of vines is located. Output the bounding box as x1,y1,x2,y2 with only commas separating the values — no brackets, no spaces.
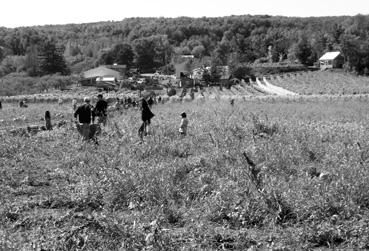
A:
1,97,369,250
270,71,369,95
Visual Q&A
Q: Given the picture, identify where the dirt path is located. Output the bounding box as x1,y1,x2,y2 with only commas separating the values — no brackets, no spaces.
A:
255,78,298,96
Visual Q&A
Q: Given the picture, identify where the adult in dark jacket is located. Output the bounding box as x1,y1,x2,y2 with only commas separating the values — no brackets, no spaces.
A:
138,98,154,139
94,94,108,126
74,97,93,140
147,96,154,108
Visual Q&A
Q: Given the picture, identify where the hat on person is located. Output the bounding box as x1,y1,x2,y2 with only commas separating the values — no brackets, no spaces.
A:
84,97,90,102
181,112,187,117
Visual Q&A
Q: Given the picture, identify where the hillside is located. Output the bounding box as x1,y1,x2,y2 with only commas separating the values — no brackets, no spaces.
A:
0,14,369,78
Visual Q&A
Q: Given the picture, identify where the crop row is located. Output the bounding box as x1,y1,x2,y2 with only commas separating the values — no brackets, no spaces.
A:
271,71,369,95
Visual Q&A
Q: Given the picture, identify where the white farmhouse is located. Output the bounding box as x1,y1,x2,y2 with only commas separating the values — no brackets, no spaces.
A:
319,51,343,70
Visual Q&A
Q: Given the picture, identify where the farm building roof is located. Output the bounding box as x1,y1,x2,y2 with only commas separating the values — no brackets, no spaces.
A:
319,51,341,61
104,64,127,72
82,66,122,79
180,55,194,58
96,76,116,82
105,64,126,69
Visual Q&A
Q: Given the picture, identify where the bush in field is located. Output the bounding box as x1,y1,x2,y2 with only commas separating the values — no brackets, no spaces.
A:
0,72,39,96
167,88,176,96
39,74,79,91
0,56,27,77
229,65,254,80
0,74,78,96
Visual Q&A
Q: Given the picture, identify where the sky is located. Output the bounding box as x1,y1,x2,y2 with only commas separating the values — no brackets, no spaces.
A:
1,0,368,28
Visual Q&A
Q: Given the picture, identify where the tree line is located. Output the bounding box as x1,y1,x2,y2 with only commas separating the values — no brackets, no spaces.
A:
1,14,369,79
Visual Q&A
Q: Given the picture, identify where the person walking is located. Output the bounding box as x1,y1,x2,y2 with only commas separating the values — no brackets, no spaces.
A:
147,96,154,108
138,98,155,139
74,97,94,141
94,94,108,126
179,112,189,136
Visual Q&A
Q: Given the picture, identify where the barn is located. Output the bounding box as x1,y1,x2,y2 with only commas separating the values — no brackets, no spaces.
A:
319,51,343,70
80,66,123,87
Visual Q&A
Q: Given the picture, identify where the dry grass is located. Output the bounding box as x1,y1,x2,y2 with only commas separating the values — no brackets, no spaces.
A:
272,71,369,95
1,98,369,250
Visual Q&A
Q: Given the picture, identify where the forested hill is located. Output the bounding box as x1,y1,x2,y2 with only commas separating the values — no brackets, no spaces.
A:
0,14,369,77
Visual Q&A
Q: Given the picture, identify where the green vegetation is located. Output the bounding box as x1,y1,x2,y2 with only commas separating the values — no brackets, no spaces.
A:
0,73,78,96
2,14,369,96
1,98,369,249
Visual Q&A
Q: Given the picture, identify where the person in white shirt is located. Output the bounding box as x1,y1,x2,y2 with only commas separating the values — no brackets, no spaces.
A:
72,98,77,111
179,112,188,136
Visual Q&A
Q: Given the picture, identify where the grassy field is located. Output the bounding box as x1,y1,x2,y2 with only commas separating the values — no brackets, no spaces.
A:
0,103,73,131
1,98,369,250
271,71,369,95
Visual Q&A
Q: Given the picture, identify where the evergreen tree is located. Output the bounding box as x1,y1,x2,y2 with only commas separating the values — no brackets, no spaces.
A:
38,40,69,76
133,37,156,72
0,46,4,62
25,45,39,76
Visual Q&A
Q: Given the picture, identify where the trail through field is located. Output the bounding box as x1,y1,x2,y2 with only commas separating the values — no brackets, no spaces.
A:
255,78,297,96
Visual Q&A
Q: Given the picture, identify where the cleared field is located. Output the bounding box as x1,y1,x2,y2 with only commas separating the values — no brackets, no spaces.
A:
0,103,73,131
1,98,369,250
271,71,369,95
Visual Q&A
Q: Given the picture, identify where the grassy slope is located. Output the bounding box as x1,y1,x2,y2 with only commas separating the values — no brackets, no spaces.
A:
271,71,369,95
1,99,369,250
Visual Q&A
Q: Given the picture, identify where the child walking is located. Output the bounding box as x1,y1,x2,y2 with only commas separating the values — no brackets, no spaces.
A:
179,112,188,136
